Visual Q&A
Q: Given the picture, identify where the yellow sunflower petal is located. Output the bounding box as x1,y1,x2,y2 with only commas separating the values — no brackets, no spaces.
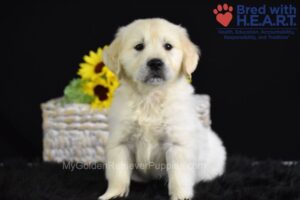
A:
89,50,101,61
79,63,92,69
96,48,103,57
78,63,94,79
82,81,94,96
83,55,99,65
91,98,103,110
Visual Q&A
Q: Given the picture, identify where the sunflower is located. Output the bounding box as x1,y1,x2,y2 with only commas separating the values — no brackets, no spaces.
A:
82,78,114,110
77,47,109,80
63,46,120,110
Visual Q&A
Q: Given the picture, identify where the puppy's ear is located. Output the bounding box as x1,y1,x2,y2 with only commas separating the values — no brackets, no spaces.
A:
180,28,200,78
103,29,123,77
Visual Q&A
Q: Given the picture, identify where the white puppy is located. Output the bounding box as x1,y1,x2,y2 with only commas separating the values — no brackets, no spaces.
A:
99,18,226,200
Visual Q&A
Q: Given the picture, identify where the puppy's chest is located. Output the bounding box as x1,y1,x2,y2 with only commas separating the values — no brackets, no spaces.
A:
130,107,165,140
127,109,166,168
126,98,167,147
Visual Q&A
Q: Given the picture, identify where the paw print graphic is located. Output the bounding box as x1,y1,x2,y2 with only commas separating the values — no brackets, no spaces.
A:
213,3,233,27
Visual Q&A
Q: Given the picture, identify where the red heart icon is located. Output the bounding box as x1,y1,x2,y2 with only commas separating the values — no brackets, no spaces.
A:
216,12,233,27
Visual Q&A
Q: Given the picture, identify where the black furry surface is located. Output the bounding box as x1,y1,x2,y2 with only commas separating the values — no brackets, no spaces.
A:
0,156,299,200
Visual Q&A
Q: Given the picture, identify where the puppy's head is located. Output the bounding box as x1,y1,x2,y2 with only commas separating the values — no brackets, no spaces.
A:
103,18,200,86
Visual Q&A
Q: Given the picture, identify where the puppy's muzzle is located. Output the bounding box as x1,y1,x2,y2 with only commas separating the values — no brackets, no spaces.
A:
144,58,166,85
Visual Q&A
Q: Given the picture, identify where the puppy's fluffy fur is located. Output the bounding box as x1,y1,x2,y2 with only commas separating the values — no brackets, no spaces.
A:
99,18,226,200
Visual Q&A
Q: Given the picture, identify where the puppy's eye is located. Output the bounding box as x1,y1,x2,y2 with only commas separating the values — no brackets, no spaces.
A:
134,43,144,51
164,43,173,51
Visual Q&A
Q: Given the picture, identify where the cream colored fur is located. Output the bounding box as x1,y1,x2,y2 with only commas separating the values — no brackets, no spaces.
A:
99,18,226,200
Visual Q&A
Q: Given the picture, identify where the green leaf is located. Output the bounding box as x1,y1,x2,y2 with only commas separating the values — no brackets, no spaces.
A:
62,79,94,104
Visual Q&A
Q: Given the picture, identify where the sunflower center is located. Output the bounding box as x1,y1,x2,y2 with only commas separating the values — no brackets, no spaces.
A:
94,62,105,73
94,85,109,101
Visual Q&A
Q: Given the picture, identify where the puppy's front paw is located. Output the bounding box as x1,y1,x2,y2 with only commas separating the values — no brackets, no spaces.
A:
170,193,193,200
169,185,193,200
98,186,129,200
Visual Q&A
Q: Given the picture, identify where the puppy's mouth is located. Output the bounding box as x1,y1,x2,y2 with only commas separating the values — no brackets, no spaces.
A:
143,73,165,85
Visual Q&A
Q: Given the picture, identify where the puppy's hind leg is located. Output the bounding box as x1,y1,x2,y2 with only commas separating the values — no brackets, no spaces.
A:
98,145,132,200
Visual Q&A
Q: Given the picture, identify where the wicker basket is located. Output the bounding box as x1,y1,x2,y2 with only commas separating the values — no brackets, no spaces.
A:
41,95,211,164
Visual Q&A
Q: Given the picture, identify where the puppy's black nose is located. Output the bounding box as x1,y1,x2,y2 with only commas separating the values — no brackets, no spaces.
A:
147,58,163,71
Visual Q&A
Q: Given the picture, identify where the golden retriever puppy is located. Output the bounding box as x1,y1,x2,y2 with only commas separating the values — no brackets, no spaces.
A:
99,18,226,200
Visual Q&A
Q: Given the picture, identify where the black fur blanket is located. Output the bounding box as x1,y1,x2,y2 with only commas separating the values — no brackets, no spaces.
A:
0,156,299,200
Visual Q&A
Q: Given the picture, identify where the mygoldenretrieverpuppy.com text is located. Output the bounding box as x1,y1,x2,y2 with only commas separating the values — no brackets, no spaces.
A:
62,161,204,172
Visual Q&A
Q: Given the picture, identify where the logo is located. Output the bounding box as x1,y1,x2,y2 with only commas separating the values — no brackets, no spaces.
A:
213,2,297,40
213,4,234,27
